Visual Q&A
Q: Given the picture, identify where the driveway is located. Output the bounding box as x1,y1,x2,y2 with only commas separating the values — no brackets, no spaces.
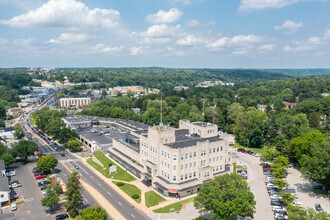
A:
286,167,330,213
230,149,274,220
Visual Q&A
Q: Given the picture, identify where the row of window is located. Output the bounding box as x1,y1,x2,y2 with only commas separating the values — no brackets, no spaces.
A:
161,167,223,183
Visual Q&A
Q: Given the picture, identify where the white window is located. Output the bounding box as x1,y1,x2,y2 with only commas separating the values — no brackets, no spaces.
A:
194,162,196,167
209,158,211,163
209,149,212,154
181,154,184,160
194,152,196,157
181,165,184,170
185,174,188,179
181,175,183,180
173,176,176,181
213,148,215,153
213,157,215,162
185,154,188,159
185,164,188,169
193,172,196,177
221,146,223,151
173,165,176,171
162,151,163,156
217,156,219,161
189,163,192,168
190,153,192,158
173,155,177,160
189,173,192,178
217,147,219,152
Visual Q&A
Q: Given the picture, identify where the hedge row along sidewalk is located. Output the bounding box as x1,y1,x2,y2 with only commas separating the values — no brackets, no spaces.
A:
87,151,136,182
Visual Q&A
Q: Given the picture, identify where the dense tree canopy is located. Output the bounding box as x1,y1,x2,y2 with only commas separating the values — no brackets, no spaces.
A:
77,206,108,220
37,154,58,174
194,173,256,219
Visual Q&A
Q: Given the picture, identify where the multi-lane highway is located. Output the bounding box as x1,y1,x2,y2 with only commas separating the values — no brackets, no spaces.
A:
19,84,150,220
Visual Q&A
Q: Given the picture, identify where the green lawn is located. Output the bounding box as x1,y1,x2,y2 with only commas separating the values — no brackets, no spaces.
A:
113,181,141,203
233,142,267,155
153,197,195,213
145,191,166,208
87,151,136,182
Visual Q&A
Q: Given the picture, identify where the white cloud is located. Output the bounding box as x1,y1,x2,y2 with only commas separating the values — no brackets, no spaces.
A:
186,19,216,27
239,0,330,12
166,46,185,55
0,0,120,29
325,30,330,39
129,46,143,55
283,45,314,52
143,24,181,37
146,8,183,24
307,37,321,44
232,49,248,55
258,44,275,51
206,37,230,48
143,37,171,44
91,43,123,53
274,20,303,31
48,33,88,44
230,34,262,44
170,0,192,5
176,35,203,46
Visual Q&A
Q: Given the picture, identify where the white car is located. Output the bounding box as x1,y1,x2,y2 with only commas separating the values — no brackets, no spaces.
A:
270,195,282,200
266,183,275,187
11,203,18,211
291,202,303,207
272,206,286,211
255,153,261,157
9,183,22,188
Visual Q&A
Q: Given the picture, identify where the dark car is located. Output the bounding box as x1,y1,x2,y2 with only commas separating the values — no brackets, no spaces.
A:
237,148,245,152
312,185,324,190
46,204,62,214
40,185,48,190
10,195,19,200
56,214,69,220
32,168,41,173
315,204,323,211
10,180,19,185
60,152,65,156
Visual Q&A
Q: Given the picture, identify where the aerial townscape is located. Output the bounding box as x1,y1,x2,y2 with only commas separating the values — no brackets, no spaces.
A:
0,1,329,220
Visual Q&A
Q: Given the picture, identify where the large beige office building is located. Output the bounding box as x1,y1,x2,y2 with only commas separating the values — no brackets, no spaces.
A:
60,97,91,108
62,115,232,197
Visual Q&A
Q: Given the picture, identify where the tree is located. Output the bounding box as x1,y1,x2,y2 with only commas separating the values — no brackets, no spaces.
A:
280,192,294,206
14,123,24,139
286,130,325,162
57,91,64,99
194,173,256,219
77,206,108,220
11,140,38,158
288,207,330,220
41,187,59,209
299,140,330,189
66,139,81,152
0,153,15,166
37,154,58,174
0,119,5,128
65,171,83,218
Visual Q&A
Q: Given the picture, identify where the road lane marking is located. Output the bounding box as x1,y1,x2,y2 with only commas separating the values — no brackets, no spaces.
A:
131,214,135,218
107,192,111,195
118,202,122,206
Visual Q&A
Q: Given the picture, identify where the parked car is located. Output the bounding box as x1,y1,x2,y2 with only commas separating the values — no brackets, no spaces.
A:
315,204,323,211
312,185,324,190
46,204,62,213
40,186,48,190
263,170,272,175
56,214,69,220
10,195,19,200
9,183,22,188
272,206,286,211
291,202,303,207
60,152,65,156
237,148,245,152
9,180,19,185
283,187,296,193
11,203,18,211
245,150,251,154
35,174,47,179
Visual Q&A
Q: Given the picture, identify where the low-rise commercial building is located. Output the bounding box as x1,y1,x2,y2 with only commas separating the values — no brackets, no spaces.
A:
0,160,10,207
60,97,91,108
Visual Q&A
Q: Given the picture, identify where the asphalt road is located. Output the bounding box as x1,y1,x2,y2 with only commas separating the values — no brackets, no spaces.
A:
230,149,274,220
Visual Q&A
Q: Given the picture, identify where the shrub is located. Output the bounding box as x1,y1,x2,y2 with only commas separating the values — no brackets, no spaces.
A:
132,194,140,199
116,182,124,186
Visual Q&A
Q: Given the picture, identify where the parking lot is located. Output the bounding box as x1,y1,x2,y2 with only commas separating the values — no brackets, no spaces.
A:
2,162,67,220
76,126,125,153
230,148,274,220
286,167,330,213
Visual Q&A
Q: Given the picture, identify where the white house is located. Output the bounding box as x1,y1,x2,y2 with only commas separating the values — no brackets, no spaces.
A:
0,127,15,139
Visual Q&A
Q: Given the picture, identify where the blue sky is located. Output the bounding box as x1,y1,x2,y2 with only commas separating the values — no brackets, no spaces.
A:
0,0,330,68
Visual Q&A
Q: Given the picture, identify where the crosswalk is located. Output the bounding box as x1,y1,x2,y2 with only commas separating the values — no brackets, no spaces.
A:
59,158,81,163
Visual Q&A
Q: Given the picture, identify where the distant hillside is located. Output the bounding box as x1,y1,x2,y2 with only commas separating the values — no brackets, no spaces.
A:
265,69,330,76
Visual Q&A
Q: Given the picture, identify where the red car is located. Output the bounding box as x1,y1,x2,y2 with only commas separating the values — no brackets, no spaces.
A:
245,150,251,154
237,148,245,152
11,195,19,200
35,174,47,179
